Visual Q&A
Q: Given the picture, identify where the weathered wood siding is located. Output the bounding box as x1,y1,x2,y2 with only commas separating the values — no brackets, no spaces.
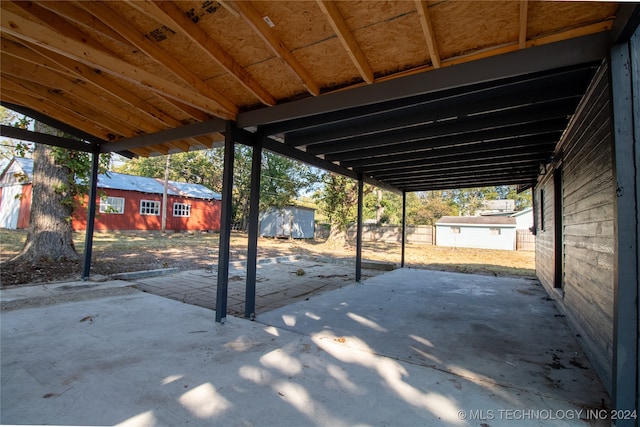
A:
535,61,614,392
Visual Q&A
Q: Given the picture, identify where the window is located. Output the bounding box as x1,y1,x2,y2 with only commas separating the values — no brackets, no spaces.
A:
450,226,461,234
173,203,191,217
140,200,160,216
540,189,546,231
99,196,125,214
489,227,501,235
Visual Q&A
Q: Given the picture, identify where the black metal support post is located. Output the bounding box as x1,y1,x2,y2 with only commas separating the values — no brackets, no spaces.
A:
216,122,235,323
82,148,100,280
245,133,263,319
610,30,640,423
356,176,363,282
401,191,407,268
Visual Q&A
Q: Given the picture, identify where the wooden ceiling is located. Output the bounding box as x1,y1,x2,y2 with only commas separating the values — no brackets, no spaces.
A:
1,1,618,159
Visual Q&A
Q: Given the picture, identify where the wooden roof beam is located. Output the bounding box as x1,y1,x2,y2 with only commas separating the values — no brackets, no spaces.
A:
2,48,207,151
2,36,191,132
1,8,234,119
75,1,238,117
316,0,374,84
141,1,276,106
229,0,320,96
415,0,441,69
3,74,134,140
1,86,118,142
519,0,528,49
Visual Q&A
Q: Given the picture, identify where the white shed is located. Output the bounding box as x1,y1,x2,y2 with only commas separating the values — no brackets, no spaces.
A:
436,216,517,250
510,207,534,230
259,206,315,239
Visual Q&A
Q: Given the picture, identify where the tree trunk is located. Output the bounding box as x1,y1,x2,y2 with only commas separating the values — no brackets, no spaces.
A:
326,221,349,249
12,126,79,264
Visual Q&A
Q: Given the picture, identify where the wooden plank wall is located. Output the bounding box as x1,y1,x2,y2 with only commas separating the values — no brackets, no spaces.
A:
535,60,615,393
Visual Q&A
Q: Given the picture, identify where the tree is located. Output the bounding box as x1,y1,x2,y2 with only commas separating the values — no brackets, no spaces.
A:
116,149,224,191
412,191,457,225
5,122,109,268
233,147,321,229
315,174,373,247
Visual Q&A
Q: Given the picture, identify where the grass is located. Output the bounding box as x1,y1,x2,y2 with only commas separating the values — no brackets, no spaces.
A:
0,229,536,278
0,229,222,259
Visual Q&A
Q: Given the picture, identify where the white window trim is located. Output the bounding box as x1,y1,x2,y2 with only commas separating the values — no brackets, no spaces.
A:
140,199,160,216
173,202,191,217
99,196,125,214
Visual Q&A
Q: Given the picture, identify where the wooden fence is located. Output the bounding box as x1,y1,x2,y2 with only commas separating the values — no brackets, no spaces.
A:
346,225,435,245
516,229,536,251
317,224,536,251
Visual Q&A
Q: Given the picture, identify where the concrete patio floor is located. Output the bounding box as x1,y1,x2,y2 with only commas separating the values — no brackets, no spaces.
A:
1,267,610,426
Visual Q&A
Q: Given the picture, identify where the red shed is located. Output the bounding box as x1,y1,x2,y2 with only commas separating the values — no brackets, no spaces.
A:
0,158,221,232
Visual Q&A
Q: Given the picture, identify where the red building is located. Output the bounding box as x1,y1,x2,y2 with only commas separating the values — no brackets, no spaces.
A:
0,158,221,232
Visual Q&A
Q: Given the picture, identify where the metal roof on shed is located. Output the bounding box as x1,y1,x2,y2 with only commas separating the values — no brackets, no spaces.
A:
9,158,221,201
98,172,221,201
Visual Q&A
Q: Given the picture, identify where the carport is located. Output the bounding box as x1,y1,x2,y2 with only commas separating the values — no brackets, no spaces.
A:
1,1,638,421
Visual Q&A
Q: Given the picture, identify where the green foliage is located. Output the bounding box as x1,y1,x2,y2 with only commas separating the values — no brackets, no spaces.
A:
116,150,224,190
316,183,532,230
259,150,321,212
314,174,373,232
233,146,321,228
1,107,34,163
50,148,111,209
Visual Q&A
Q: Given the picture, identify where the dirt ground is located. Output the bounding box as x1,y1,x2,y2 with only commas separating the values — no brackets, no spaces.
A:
0,229,535,288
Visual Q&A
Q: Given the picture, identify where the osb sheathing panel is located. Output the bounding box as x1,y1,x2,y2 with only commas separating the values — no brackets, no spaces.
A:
246,57,307,101
295,37,363,90
188,3,275,68
251,1,335,51
355,11,429,76
526,1,618,38
337,1,417,30
98,2,222,87
205,73,262,107
337,1,429,75
247,1,364,95
430,1,520,59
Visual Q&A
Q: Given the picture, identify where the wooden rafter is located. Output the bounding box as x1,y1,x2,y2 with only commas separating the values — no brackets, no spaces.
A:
74,1,238,117
3,55,147,133
37,1,130,47
316,0,373,84
1,82,118,141
415,0,441,69
136,1,276,106
4,37,216,150
1,8,235,119
2,36,177,129
229,0,320,96
519,0,529,49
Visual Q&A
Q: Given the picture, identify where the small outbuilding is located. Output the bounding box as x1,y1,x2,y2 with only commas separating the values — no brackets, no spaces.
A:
510,207,534,230
259,206,315,239
435,216,517,250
